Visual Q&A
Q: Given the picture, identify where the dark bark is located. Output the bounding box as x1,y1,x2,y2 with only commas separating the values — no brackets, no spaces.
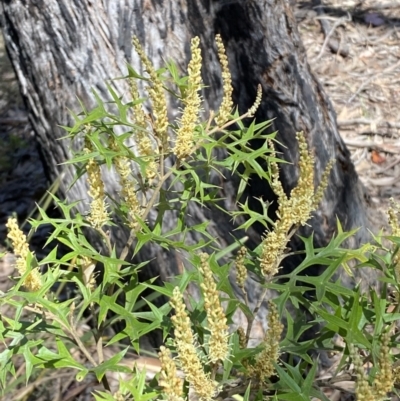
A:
0,0,372,311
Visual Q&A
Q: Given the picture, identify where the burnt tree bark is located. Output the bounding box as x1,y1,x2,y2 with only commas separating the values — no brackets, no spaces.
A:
0,1,372,308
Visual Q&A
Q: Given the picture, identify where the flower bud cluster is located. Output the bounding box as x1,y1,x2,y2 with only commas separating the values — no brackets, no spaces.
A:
387,198,400,281
130,78,158,181
260,132,333,278
198,253,229,363
173,37,202,159
247,84,262,117
110,138,141,230
350,334,394,401
6,217,41,291
169,287,215,401
248,301,283,381
133,37,169,149
215,34,233,126
158,346,185,401
235,246,247,289
85,146,109,229
237,327,247,349
350,345,375,401
374,332,394,398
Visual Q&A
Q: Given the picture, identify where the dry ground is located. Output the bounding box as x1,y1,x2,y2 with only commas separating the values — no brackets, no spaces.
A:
298,0,400,207
0,1,400,400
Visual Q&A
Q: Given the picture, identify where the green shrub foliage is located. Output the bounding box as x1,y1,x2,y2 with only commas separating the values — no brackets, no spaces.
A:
1,36,399,401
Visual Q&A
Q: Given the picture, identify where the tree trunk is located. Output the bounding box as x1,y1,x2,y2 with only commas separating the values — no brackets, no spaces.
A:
0,0,372,298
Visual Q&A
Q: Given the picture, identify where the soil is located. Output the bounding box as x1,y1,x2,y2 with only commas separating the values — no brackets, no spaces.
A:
298,0,400,207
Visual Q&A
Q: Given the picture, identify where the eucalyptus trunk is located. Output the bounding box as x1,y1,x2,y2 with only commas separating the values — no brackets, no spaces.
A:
0,0,372,309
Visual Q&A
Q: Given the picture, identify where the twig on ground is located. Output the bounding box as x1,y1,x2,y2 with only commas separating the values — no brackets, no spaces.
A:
313,0,350,58
338,119,400,129
366,176,398,186
344,138,400,154
347,60,400,103
375,157,400,174
314,14,351,61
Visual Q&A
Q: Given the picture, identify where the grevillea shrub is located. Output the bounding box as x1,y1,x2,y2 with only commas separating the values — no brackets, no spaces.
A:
1,36,399,401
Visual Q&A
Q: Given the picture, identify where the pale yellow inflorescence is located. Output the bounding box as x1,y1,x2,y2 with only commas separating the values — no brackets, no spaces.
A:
259,132,332,278
350,345,376,401
158,346,185,401
6,217,42,292
79,255,96,291
392,365,400,387
130,78,158,181
215,34,233,126
85,152,109,229
113,391,125,401
374,331,394,398
313,158,334,209
110,138,142,229
350,336,394,401
235,246,247,289
249,300,283,381
173,36,203,160
286,133,316,225
259,229,287,278
388,198,400,237
387,199,400,281
129,77,147,129
269,144,286,201
132,37,169,149
237,327,247,349
247,84,263,117
170,286,216,401
198,253,230,363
